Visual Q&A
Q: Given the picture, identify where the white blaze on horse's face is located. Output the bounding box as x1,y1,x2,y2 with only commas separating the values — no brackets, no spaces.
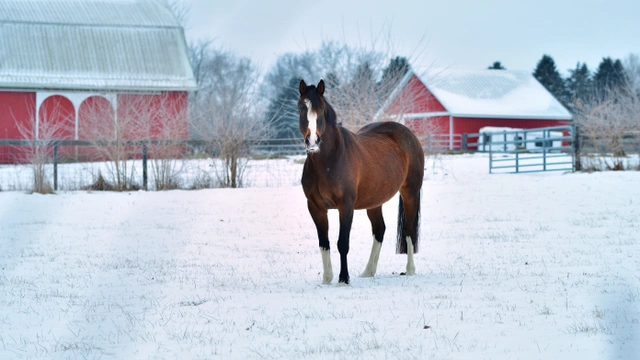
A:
305,99,320,153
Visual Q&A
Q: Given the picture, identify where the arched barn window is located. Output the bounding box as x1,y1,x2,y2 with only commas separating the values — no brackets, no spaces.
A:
78,96,115,161
38,95,75,141
39,95,75,160
79,96,115,140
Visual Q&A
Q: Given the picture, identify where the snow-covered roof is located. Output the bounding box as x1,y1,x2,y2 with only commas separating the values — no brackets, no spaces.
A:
407,68,572,120
0,0,197,91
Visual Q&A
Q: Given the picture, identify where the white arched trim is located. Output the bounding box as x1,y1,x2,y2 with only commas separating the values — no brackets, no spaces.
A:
36,91,117,139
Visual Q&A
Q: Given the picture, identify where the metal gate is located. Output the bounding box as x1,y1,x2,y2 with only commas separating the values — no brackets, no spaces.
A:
487,126,575,174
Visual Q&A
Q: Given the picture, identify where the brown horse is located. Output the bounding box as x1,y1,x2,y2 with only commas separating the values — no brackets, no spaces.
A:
298,79,425,284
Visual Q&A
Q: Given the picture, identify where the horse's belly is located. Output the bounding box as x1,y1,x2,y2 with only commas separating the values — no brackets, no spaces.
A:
354,178,403,209
353,156,405,209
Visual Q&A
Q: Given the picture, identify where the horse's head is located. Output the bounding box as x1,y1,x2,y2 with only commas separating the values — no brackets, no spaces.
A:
298,79,327,153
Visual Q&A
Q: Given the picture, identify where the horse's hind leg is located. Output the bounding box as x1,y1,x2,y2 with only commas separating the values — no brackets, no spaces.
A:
360,206,385,278
398,187,421,276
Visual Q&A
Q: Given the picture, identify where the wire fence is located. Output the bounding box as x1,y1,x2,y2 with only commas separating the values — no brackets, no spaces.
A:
2,127,639,191
0,139,306,191
485,126,575,174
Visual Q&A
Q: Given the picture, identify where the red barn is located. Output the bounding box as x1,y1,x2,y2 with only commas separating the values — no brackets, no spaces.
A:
0,0,197,163
383,69,572,150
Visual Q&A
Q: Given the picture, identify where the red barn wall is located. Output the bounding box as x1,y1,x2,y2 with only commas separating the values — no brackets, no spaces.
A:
404,116,571,150
453,117,570,135
405,116,451,150
0,91,35,164
391,75,446,114
117,92,189,160
405,116,450,138
455,117,571,150
117,92,188,141
1,90,190,164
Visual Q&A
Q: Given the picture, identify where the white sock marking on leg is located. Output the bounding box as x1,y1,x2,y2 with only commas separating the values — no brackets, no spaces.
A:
405,236,416,276
320,247,333,284
361,236,382,277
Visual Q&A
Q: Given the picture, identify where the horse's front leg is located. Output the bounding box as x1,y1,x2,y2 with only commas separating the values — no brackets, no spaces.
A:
337,201,354,284
307,201,332,284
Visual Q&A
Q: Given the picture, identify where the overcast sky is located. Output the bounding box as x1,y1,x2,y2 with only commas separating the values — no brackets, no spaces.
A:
182,0,639,76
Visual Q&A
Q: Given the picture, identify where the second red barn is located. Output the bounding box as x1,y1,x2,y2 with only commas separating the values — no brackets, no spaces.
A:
382,69,572,151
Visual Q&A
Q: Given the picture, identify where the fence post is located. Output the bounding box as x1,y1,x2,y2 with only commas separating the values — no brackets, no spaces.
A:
489,146,493,174
543,130,547,171
514,132,519,173
142,143,148,191
462,133,468,151
53,144,58,191
503,131,507,152
573,124,581,171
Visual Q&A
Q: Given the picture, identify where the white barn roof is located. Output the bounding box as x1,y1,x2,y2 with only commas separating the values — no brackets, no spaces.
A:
0,0,197,91
403,68,572,120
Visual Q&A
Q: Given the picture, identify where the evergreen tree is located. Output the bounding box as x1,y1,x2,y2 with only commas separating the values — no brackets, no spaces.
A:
594,57,627,95
265,77,301,139
377,56,410,105
566,62,593,105
533,54,569,107
379,56,410,87
488,61,506,70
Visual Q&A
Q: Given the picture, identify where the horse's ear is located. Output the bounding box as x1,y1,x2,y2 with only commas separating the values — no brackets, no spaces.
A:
317,79,325,96
299,80,307,95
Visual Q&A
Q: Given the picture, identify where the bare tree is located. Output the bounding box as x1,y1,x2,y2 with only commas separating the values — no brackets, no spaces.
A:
13,97,75,193
262,29,437,149
80,93,187,190
574,85,640,171
157,0,189,28
189,41,268,188
80,96,134,190
264,40,389,130
129,93,189,190
623,53,640,95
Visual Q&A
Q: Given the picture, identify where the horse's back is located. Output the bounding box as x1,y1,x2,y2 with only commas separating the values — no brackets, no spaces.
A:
357,121,424,161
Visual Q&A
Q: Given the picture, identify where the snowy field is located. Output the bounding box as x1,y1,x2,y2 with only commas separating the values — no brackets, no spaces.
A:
0,154,639,359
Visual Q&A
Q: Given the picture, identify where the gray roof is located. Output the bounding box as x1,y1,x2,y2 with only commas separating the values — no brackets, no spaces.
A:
0,0,197,91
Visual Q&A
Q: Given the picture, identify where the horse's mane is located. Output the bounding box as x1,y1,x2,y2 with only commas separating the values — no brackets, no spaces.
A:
323,98,338,126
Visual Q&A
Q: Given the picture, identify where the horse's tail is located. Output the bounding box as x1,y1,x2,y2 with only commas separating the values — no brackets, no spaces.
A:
396,191,421,254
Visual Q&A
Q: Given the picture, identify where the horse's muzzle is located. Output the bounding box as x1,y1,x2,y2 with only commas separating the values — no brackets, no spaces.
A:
304,134,321,153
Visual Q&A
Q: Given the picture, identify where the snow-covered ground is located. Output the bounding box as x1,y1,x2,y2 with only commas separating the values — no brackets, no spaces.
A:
0,154,639,359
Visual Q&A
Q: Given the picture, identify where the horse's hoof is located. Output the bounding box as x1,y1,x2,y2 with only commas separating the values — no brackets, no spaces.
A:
359,270,375,278
339,276,350,285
